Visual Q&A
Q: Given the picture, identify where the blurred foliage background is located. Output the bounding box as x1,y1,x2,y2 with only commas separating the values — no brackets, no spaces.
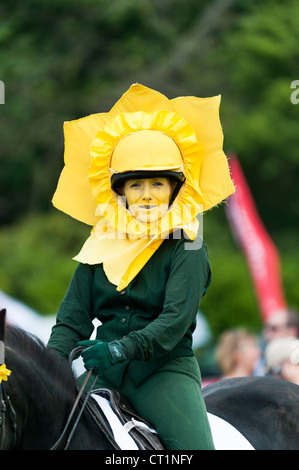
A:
0,0,298,345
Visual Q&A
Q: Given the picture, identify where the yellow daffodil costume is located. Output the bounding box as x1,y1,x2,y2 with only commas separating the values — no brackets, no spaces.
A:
49,84,235,450
52,83,234,290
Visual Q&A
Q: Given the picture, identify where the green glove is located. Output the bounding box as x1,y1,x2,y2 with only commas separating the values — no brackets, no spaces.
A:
78,340,126,375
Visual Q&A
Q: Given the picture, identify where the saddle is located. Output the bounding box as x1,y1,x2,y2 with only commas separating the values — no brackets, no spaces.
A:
84,388,165,450
68,346,164,450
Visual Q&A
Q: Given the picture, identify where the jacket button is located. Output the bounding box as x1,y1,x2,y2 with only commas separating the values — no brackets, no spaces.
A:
121,317,127,324
125,305,130,311
120,290,126,295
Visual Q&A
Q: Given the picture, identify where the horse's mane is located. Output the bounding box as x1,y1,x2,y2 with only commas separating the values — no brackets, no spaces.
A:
3,323,113,450
5,323,77,391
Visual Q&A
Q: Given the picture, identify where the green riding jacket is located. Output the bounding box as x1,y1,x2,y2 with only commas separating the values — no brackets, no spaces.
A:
47,235,211,387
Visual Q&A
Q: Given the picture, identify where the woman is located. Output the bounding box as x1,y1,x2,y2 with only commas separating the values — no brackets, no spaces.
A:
48,84,235,450
215,329,261,379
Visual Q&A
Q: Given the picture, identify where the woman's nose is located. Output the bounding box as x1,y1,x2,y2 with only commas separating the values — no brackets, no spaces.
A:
141,183,152,200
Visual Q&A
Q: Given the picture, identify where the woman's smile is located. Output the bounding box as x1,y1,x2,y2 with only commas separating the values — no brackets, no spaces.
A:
140,204,157,209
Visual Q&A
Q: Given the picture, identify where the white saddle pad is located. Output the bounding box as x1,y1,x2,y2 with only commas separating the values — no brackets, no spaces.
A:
91,394,254,450
91,394,156,450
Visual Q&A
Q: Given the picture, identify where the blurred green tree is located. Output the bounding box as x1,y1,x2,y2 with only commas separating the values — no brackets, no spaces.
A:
217,0,299,232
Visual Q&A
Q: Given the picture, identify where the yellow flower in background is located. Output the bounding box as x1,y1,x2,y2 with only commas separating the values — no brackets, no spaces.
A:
0,364,11,383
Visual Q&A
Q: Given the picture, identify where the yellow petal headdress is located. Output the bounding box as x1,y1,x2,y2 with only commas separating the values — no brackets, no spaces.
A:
52,84,235,290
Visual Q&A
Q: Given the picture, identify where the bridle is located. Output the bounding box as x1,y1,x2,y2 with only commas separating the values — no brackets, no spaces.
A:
0,308,18,449
0,382,18,449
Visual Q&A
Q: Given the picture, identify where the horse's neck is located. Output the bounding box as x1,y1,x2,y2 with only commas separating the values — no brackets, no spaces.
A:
6,344,113,449
14,370,77,449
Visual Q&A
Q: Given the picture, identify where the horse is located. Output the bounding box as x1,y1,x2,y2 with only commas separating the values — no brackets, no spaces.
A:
203,375,299,450
0,308,117,450
1,308,299,450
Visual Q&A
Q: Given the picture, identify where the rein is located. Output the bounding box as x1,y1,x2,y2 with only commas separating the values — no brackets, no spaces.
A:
50,346,98,450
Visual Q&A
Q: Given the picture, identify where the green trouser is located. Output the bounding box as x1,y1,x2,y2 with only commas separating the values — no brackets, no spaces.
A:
79,356,215,450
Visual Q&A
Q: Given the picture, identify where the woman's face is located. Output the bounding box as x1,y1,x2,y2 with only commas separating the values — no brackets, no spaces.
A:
236,337,261,372
123,177,173,223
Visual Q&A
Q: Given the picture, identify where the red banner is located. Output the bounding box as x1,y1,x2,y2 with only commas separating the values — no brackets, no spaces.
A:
225,155,287,321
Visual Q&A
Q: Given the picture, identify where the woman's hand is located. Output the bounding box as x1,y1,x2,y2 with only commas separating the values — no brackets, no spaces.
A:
77,339,126,374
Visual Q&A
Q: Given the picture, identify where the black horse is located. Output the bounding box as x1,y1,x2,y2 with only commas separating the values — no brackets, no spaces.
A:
1,308,299,450
0,311,115,449
203,376,299,450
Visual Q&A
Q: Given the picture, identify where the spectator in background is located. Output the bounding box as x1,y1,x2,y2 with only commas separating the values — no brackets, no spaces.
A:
263,309,299,343
264,336,299,385
253,308,299,376
216,328,261,379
